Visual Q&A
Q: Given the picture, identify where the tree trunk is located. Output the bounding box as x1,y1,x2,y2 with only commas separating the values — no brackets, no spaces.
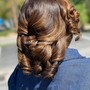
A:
12,5,18,31
11,0,18,31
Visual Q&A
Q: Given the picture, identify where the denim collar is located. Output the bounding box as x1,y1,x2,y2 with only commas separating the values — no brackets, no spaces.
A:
64,48,85,61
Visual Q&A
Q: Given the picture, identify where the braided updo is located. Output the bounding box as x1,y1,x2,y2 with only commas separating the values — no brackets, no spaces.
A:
17,0,80,78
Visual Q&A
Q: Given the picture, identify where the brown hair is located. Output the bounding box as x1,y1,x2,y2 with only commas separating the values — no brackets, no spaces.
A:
17,0,80,78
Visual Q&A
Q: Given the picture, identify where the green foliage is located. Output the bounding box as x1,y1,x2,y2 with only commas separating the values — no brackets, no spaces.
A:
14,0,24,9
75,3,88,24
71,0,89,24
0,0,24,19
0,0,10,19
85,0,90,23
0,30,15,37
71,0,84,4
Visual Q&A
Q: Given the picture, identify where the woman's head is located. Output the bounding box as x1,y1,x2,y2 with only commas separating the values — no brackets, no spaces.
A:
17,0,80,78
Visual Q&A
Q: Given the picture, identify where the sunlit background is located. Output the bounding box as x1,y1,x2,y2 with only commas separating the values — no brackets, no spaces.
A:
0,0,90,90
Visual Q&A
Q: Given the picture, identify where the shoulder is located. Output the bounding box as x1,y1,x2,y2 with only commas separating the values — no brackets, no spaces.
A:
57,48,90,76
51,49,90,89
8,65,18,90
53,48,90,79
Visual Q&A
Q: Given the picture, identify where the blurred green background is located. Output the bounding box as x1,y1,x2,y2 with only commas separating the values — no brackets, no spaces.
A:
0,0,24,35
0,0,90,36
71,0,90,24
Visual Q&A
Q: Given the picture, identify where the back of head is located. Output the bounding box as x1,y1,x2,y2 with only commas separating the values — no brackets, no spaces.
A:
17,0,80,78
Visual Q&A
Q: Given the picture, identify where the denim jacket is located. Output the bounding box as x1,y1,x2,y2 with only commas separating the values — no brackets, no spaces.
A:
8,48,90,90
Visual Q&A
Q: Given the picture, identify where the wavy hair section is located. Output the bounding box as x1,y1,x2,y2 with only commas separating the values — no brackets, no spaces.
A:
17,0,80,78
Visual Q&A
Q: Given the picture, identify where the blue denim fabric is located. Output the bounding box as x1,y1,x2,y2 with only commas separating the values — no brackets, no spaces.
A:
8,48,90,90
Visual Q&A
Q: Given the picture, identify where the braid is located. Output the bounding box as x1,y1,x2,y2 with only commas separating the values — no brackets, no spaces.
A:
17,0,80,78
42,35,72,78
